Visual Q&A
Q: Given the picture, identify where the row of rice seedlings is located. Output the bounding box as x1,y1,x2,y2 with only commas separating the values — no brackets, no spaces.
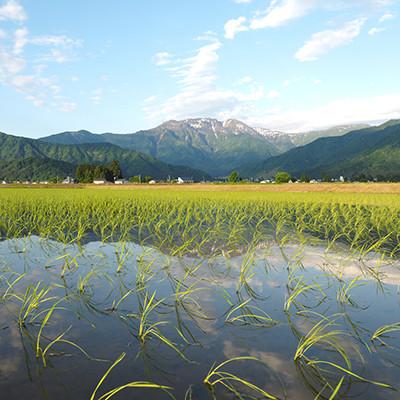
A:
1,189,399,257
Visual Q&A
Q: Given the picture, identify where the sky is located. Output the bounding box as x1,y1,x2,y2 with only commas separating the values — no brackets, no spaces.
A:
0,0,399,138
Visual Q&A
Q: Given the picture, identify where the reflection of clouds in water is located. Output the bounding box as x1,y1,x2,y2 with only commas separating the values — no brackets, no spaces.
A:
0,323,23,378
263,243,400,286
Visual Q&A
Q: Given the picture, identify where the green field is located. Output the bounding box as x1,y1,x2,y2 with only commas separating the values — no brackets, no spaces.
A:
1,188,399,257
1,187,400,400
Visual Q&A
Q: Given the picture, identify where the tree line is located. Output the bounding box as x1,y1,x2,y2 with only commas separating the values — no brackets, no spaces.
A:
75,160,122,183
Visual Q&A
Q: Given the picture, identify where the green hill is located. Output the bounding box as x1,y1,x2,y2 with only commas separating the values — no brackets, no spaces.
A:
0,132,209,180
241,120,400,179
0,157,75,181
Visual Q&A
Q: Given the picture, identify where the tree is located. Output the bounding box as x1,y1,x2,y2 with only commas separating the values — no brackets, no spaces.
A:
322,174,331,183
300,174,310,183
228,171,240,183
129,175,141,183
275,171,291,183
108,160,122,180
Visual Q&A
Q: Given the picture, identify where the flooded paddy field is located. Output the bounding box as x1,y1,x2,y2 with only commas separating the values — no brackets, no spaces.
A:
0,188,399,399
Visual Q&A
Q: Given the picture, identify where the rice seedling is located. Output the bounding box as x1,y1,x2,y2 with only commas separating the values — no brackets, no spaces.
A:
89,352,174,400
225,297,278,327
126,291,189,361
371,322,400,345
203,356,280,399
294,312,394,391
17,282,59,327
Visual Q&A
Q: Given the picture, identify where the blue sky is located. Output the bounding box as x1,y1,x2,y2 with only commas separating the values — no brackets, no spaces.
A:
0,0,399,138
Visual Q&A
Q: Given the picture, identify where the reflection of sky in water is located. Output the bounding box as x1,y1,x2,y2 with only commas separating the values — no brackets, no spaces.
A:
0,237,399,399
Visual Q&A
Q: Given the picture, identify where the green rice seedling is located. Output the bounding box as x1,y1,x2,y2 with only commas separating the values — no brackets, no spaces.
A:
0,271,26,301
17,282,59,327
371,322,400,345
128,291,189,361
336,276,366,307
225,297,278,328
135,251,156,292
284,275,326,313
167,266,212,344
90,352,174,400
115,241,131,273
203,356,280,400
34,299,100,367
77,269,99,295
294,312,393,391
53,253,79,278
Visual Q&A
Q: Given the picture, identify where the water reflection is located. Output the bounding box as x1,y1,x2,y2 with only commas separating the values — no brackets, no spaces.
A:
0,237,399,399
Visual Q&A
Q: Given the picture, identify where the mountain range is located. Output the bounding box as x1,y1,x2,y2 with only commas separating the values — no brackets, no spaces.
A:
1,118,399,182
0,131,208,181
40,119,367,177
242,120,400,180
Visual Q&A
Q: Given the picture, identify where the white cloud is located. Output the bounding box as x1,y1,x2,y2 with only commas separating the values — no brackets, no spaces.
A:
0,12,80,109
0,0,26,22
379,12,394,22
13,27,28,54
234,0,253,3
224,16,249,39
250,0,316,29
31,35,82,48
295,18,365,62
248,94,400,132
368,26,386,35
145,39,264,123
91,88,103,105
153,51,172,66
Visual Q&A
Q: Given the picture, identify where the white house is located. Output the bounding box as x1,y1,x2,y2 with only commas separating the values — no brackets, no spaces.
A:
1,180,7,185
62,176,75,184
93,179,106,185
148,180,156,185
177,177,184,184
115,179,128,185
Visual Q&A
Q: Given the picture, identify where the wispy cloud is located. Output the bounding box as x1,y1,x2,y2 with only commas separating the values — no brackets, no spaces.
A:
145,38,264,123
368,26,386,35
0,1,80,111
249,94,400,132
295,18,365,62
250,0,316,29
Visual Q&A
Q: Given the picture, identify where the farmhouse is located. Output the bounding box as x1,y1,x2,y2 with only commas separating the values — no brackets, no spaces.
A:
115,179,128,185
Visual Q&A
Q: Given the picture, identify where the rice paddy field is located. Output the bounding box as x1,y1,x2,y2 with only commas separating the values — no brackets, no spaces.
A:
0,187,400,399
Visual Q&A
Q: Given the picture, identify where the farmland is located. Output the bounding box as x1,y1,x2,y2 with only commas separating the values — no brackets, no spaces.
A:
0,187,399,399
